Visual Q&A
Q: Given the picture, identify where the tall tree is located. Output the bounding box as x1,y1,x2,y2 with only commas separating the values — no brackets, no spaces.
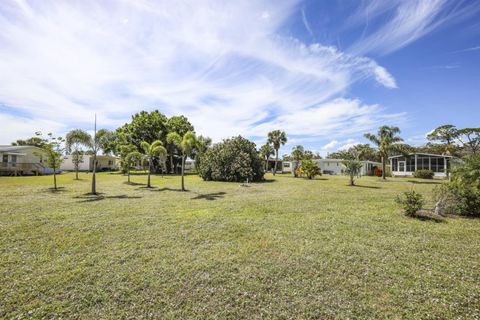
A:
364,126,406,180
456,128,480,155
267,130,287,176
140,140,167,188
66,129,92,180
167,131,197,191
291,145,304,177
34,132,65,191
125,151,143,184
11,136,46,148
259,143,274,171
166,116,194,173
427,124,458,155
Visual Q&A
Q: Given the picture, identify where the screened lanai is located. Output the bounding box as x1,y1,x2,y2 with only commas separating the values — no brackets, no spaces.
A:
389,153,454,178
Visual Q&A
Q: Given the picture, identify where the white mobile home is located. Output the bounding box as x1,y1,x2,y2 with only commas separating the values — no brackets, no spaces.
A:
0,145,55,176
61,155,118,172
389,153,455,178
283,159,382,176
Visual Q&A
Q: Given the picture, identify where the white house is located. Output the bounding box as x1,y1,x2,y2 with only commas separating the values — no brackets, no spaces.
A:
283,159,382,176
61,154,118,172
0,145,55,176
389,153,455,178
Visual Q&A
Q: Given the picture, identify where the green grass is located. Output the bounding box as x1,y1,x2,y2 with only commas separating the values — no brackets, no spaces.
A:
1,172,479,319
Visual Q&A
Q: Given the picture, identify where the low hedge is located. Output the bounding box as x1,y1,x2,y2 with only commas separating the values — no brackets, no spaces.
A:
414,169,434,179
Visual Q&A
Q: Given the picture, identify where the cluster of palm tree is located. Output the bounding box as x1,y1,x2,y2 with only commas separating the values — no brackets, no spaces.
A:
259,130,288,176
65,117,199,194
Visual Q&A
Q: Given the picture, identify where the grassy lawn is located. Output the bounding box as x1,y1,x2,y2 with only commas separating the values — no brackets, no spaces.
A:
1,172,479,319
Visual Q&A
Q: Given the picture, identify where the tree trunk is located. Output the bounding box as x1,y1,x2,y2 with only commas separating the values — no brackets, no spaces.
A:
170,155,174,174
381,156,386,180
91,154,97,194
293,161,298,178
147,160,152,188
127,168,130,184
75,164,79,180
181,156,185,191
53,170,57,191
273,150,278,176
349,174,354,186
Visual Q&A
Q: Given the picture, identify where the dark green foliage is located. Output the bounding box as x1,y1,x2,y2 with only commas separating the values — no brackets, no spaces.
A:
197,136,264,182
414,169,434,179
435,183,480,217
297,160,321,179
11,136,46,147
396,190,424,217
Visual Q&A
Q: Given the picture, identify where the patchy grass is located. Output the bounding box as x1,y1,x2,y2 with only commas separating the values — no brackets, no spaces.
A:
0,172,479,319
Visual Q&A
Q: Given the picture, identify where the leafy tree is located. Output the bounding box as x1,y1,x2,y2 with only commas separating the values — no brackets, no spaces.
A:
291,145,304,177
117,144,137,173
140,140,167,188
427,124,458,155
34,132,65,191
198,136,264,182
90,125,113,194
297,160,321,179
451,154,480,188
11,136,46,148
193,135,212,171
66,129,92,180
115,110,168,150
259,143,274,171
125,151,143,184
456,128,480,155
167,131,197,191
267,130,287,176
364,126,407,180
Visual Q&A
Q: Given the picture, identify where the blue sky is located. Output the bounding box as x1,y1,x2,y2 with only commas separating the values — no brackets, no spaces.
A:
0,0,479,155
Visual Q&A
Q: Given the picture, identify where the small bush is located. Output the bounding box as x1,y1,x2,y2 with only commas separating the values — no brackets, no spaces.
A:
396,190,424,217
414,169,434,179
435,183,480,217
297,160,321,179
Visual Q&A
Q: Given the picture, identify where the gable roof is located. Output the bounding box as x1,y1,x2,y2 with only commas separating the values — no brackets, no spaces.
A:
0,145,43,152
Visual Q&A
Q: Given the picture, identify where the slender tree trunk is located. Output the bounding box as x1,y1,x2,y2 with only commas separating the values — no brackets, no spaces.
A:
181,155,185,191
170,155,174,174
381,155,386,180
127,168,130,184
75,165,79,180
147,160,152,188
273,149,278,176
53,170,57,191
349,174,354,186
92,154,97,194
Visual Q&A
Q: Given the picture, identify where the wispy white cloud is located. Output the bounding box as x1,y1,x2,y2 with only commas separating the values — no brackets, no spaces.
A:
322,140,338,150
0,0,402,146
349,0,480,55
451,45,480,53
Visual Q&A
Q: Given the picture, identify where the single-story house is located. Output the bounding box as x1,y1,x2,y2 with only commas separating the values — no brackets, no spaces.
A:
0,145,55,176
389,153,455,178
283,159,382,176
61,154,118,172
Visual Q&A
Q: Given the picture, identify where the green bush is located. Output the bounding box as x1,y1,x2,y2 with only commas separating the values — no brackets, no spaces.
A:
297,160,321,179
396,190,424,217
435,183,480,217
414,169,434,179
197,136,264,182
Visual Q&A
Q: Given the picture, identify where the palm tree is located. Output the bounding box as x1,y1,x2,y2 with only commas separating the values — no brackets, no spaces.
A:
167,131,197,191
291,145,304,177
259,143,274,171
364,126,405,180
343,159,363,186
267,130,287,176
140,140,167,188
125,151,143,184
66,129,92,180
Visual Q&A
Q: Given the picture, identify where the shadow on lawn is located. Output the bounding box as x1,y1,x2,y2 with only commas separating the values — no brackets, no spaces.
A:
352,185,381,189
412,210,446,223
124,181,146,186
75,193,142,202
191,192,226,201
47,187,67,193
407,180,442,185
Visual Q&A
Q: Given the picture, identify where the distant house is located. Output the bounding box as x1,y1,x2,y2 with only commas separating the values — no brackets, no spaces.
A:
283,159,382,176
61,154,118,172
0,145,55,176
389,153,455,178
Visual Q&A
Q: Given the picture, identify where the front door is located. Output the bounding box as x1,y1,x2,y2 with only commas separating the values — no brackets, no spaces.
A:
398,161,406,172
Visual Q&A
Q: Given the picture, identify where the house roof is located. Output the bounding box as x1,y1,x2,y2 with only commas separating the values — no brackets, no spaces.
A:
388,153,455,159
0,145,43,152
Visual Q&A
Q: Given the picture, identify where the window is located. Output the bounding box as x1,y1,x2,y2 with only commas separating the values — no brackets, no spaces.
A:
2,155,7,163
108,160,113,165
284,163,290,168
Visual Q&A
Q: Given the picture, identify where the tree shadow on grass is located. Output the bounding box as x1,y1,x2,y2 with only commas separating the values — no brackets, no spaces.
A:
47,187,66,193
123,181,146,186
191,192,226,201
412,210,446,223
351,185,381,189
407,180,442,185
75,194,142,202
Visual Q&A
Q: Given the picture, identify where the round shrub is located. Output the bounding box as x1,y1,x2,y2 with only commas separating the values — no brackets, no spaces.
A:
197,136,264,182
395,190,424,217
414,169,434,179
297,160,321,179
